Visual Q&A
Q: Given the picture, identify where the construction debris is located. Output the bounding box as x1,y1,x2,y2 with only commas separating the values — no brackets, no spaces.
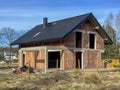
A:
12,65,34,74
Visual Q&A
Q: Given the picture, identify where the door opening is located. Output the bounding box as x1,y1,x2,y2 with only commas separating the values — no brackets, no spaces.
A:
23,53,25,66
48,51,60,68
76,52,82,69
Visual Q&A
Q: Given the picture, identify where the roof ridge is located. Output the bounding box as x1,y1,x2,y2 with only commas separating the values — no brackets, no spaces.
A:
47,12,92,24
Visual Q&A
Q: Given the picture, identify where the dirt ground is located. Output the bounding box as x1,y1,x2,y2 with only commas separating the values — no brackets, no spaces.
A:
0,67,120,90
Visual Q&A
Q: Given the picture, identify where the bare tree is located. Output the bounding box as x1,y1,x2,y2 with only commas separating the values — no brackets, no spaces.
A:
105,12,114,26
0,27,18,45
0,27,18,63
116,11,120,30
104,12,116,44
115,11,120,40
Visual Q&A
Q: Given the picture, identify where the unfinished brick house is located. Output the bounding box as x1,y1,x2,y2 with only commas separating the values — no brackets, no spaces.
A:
11,13,112,72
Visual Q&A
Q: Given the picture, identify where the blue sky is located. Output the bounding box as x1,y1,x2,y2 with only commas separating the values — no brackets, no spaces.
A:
0,0,120,31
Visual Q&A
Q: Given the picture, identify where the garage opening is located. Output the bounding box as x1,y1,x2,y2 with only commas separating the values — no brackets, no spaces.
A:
48,51,60,68
76,52,82,69
76,32,82,48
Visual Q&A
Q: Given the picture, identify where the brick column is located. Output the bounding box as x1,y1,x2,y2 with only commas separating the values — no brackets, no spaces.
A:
45,46,48,73
19,50,23,67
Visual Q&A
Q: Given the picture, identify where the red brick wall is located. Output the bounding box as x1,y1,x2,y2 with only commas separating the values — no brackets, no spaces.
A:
96,34,104,49
79,21,104,68
35,50,45,69
63,49,75,69
64,32,75,47
78,21,105,49
18,50,45,69
84,32,89,48
83,50,104,68
83,50,98,68
25,51,35,68
79,21,95,31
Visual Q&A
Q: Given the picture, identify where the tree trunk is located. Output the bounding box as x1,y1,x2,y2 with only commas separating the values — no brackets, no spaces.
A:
9,45,12,67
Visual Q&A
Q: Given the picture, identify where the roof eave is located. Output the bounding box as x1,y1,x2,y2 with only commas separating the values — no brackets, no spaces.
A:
11,38,64,45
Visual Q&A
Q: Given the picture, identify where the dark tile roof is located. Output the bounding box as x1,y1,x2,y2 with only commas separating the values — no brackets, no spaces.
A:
11,13,112,45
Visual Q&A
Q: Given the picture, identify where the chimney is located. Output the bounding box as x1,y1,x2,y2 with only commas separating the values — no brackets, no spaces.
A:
43,17,48,28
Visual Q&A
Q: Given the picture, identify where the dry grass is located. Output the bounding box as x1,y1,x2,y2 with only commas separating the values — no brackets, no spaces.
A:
0,69,120,90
